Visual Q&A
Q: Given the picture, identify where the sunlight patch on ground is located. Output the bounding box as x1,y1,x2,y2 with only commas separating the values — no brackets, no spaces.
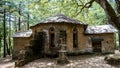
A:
0,55,119,68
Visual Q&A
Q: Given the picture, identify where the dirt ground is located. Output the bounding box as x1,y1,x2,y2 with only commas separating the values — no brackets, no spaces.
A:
0,54,120,68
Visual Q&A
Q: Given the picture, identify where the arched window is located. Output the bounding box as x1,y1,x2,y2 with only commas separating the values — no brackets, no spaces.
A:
73,28,78,48
49,27,55,47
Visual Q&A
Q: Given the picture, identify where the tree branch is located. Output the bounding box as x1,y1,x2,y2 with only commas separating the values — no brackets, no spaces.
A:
115,0,120,14
95,0,120,28
73,0,95,17
80,0,95,12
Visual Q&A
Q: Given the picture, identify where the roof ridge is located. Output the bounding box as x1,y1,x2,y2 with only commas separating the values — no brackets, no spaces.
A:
30,14,87,28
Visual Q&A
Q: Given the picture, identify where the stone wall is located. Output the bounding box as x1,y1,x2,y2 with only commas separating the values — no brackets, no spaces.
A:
12,37,32,59
101,33,115,53
86,33,115,53
31,23,88,53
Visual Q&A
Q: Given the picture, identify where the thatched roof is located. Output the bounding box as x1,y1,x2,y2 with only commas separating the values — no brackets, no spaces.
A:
85,25,118,34
30,13,87,28
13,30,32,38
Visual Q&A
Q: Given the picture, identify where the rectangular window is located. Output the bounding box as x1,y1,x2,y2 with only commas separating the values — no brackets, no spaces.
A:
59,30,67,44
73,28,78,48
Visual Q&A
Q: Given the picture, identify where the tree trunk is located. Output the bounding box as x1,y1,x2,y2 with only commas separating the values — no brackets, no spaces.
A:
8,14,11,55
0,38,2,57
18,3,21,31
115,0,120,50
6,42,10,55
3,9,6,58
119,31,120,50
115,0,120,14
18,11,21,31
14,16,17,32
27,13,30,30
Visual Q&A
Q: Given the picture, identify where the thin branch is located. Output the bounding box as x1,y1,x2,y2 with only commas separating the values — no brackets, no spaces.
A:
75,0,83,6
115,0,120,14
79,0,84,5
95,0,119,28
74,0,95,17
80,0,95,12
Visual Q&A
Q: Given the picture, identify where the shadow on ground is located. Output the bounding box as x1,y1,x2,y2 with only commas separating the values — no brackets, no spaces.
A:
0,54,120,68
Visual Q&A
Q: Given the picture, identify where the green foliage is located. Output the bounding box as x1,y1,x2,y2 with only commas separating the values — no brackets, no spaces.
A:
26,0,107,25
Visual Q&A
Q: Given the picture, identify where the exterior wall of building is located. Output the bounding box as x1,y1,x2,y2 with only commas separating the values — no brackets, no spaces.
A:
76,25,89,52
13,37,32,59
86,33,115,53
31,23,88,53
101,33,115,53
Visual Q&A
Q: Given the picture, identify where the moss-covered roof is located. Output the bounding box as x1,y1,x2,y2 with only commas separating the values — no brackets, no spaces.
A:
13,30,32,38
85,25,118,34
30,13,87,28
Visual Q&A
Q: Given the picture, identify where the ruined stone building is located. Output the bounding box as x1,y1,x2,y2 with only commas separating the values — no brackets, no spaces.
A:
13,14,117,59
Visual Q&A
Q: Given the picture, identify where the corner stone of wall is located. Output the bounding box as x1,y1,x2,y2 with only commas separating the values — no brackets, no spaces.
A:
12,50,19,60
15,46,34,67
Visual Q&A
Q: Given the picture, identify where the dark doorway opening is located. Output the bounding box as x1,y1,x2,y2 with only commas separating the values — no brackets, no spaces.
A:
91,37,103,52
50,33,55,47
32,32,46,57
92,41,102,52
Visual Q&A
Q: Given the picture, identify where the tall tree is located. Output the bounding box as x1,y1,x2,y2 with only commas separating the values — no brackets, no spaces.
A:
78,0,120,49
0,20,3,57
18,2,21,31
8,13,11,55
3,8,6,57
14,16,18,32
115,0,120,14
0,0,17,57
27,13,30,30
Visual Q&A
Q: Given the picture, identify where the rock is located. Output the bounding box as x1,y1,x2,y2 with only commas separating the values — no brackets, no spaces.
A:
114,50,120,56
105,53,120,65
15,48,34,67
15,60,26,67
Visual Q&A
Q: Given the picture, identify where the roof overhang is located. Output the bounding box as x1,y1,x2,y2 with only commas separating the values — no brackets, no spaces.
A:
85,25,118,34
13,30,32,38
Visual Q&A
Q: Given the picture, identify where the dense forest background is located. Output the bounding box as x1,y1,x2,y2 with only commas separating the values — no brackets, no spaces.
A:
0,0,118,57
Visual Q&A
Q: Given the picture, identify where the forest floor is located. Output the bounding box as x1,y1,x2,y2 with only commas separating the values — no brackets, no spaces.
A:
0,54,120,68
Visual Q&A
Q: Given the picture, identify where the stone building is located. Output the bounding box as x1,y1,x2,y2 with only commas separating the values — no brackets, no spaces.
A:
13,14,117,59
